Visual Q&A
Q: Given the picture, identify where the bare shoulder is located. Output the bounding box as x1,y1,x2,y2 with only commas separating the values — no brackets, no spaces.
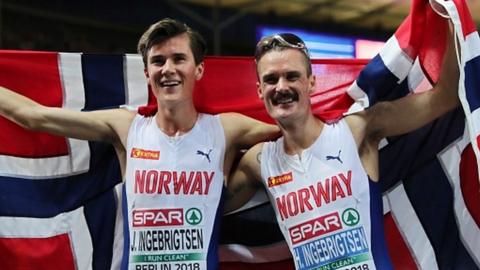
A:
219,112,279,149
241,142,264,179
346,103,393,142
246,143,264,163
105,108,137,145
84,107,137,148
219,112,243,119
106,107,137,121
344,112,368,139
92,107,136,131
219,112,274,131
219,112,251,130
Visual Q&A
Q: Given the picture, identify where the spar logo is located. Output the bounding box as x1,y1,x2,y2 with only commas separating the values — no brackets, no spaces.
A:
342,208,360,226
130,148,160,160
268,172,293,187
185,208,202,225
132,208,183,227
289,212,342,244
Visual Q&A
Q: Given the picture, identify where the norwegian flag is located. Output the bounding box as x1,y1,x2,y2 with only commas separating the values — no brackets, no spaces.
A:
0,53,140,270
220,1,480,269
0,0,479,269
346,0,480,268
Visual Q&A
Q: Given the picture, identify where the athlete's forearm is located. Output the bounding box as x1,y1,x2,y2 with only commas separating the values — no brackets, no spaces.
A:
0,86,45,129
434,22,460,109
224,174,262,213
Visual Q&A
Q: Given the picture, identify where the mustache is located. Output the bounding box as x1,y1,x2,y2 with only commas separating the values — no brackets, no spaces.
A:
271,90,299,105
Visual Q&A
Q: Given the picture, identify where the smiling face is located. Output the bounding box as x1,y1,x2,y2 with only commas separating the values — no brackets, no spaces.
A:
256,48,316,124
144,33,204,105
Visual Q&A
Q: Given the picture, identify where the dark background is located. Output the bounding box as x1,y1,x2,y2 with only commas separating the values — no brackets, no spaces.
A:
0,0,396,56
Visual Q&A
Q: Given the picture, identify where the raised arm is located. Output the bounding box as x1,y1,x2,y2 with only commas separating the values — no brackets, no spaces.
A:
220,112,279,149
346,22,459,181
362,22,459,143
224,143,264,213
0,86,135,147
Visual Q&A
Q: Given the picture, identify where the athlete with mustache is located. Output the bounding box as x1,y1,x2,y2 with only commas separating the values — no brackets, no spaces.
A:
0,18,278,270
226,28,459,270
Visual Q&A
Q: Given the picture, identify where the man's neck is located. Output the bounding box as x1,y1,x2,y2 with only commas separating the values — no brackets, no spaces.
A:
155,101,198,137
280,114,324,156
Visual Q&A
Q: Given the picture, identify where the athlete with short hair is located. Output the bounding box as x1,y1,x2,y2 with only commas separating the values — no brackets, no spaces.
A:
0,18,278,270
226,27,459,269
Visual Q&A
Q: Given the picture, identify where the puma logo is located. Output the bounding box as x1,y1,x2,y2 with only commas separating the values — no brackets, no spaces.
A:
197,149,212,163
326,150,343,164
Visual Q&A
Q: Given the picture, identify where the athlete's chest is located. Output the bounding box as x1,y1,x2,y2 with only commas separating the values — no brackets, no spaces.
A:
264,144,371,220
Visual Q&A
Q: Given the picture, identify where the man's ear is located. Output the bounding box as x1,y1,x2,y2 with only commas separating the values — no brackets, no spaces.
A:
195,62,205,80
257,81,264,99
144,68,150,79
308,74,316,93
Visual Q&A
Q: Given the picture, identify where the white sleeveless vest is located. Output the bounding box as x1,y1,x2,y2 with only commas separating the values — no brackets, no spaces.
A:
123,113,226,270
261,119,377,270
